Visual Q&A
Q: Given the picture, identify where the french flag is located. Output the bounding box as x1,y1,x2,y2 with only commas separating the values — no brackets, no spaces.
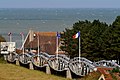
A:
20,32,24,36
73,32,80,39
57,32,61,38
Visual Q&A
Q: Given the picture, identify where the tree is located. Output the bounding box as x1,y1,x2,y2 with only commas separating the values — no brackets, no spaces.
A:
0,35,6,42
59,16,120,62
82,20,108,61
0,35,6,62
103,16,120,62
60,20,109,61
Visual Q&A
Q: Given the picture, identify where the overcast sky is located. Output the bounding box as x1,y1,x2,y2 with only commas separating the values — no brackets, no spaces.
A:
0,0,120,8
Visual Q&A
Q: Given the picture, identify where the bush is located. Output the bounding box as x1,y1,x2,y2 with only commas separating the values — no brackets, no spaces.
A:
112,67,120,73
0,54,6,63
0,35,6,63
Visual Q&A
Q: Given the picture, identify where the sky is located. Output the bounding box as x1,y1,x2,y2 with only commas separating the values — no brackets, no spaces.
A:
0,0,120,8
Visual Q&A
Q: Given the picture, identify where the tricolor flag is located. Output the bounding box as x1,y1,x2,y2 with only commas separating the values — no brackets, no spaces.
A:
73,31,80,39
57,32,61,38
20,32,24,36
8,32,12,36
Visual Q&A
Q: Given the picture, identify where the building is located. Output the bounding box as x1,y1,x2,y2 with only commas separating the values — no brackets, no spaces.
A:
23,30,64,55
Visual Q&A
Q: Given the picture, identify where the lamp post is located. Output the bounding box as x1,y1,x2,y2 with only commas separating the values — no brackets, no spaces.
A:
37,32,40,61
8,32,12,61
20,32,25,62
33,32,40,61
8,32,12,52
8,32,12,42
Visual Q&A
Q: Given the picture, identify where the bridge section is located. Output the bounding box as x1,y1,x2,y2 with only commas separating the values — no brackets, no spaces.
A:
5,52,120,79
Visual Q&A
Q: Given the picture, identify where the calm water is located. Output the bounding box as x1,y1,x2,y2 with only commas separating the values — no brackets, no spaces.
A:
0,8,120,48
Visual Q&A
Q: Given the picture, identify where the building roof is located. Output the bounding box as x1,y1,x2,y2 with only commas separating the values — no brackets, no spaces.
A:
24,31,59,55
35,32,56,36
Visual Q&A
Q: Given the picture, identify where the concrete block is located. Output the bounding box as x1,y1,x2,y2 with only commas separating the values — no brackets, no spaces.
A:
66,68,72,79
4,55,7,60
46,65,51,74
29,62,34,70
16,60,20,66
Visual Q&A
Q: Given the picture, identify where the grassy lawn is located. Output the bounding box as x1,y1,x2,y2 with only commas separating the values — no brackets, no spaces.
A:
0,62,101,80
0,56,100,80
0,63,70,80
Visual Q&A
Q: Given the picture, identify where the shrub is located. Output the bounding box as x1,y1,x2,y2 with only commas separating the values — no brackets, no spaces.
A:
112,67,120,73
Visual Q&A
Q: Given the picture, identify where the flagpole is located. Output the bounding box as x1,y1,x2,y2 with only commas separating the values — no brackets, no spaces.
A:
37,33,40,61
8,32,12,54
10,34,12,42
20,32,24,62
9,33,12,60
8,32,12,42
79,31,81,63
22,34,24,55
20,33,25,61
56,32,58,63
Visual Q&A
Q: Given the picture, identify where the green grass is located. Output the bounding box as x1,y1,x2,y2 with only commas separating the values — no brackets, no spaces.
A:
0,63,70,80
0,55,7,64
0,56,100,80
0,62,101,80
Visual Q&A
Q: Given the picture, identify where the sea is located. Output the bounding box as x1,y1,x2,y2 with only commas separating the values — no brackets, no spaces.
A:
0,8,120,48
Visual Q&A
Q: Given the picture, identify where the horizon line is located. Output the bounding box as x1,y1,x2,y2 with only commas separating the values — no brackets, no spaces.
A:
0,7,120,9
